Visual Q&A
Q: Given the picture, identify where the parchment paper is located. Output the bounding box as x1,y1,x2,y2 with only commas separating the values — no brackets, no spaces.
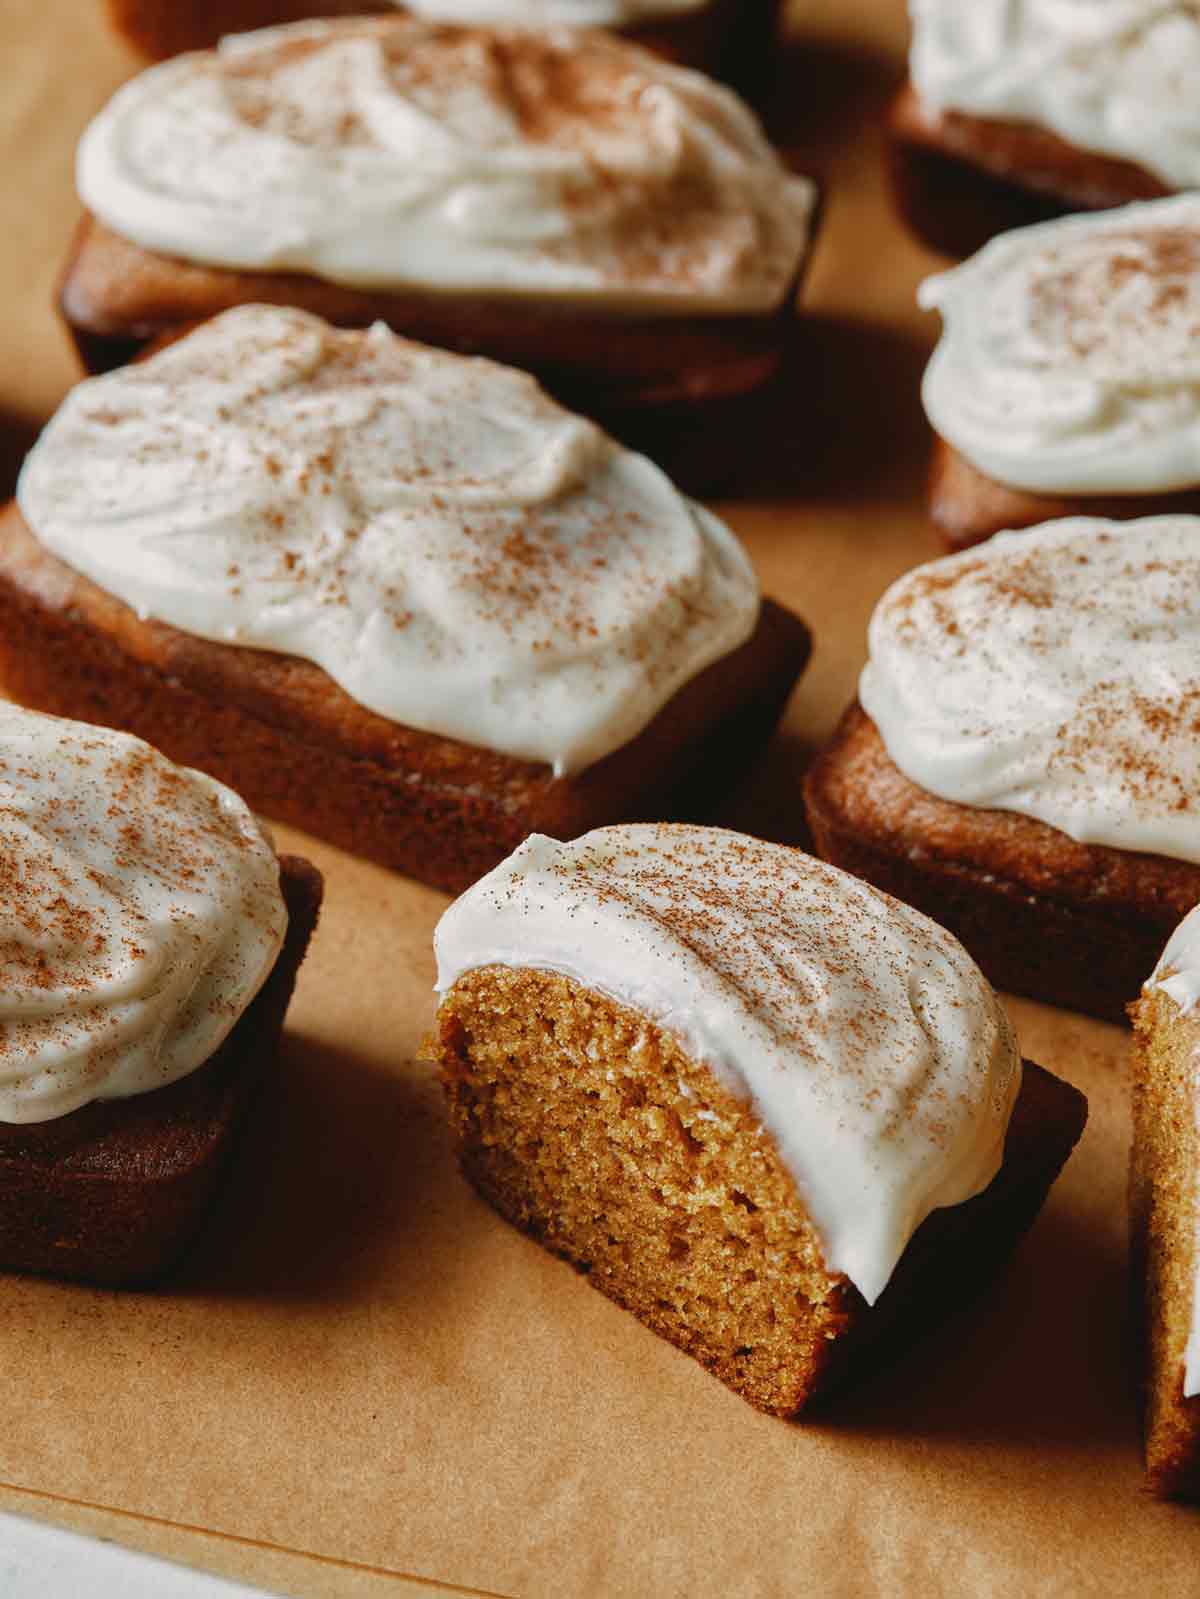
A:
2,0,1199,1592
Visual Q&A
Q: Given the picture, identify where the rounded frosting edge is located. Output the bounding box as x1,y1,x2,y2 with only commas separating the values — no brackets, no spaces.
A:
433,823,1022,1305
16,305,762,778
918,196,1200,496
859,515,1200,865
0,703,287,1124
76,18,816,313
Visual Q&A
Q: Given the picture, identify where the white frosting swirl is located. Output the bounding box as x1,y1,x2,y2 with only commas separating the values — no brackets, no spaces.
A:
0,704,287,1125
434,823,1022,1306
920,197,1200,495
909,0,1200,189
860,516,1200,861
17,305,759,777
76,18,814,312
1143,907,1200,1396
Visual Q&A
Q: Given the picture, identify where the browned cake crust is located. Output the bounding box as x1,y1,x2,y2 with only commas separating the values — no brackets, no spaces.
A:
1130,986,1200,1501
58,217,793,401
0,502,811,894
803,704,1200,1024
102,0,776,83
928,435,1200,551
107,0,388,57
433,966,1086,1416
886,80,1169,258
0,852,322,1286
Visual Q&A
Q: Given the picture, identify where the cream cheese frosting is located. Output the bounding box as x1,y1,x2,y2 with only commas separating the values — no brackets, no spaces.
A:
1143,908,1200,1396
16,305,760,777
859,516,1200,862
0,704,286,1125
1147,907,1200,1018
919,196,1200,495
75,18,814,312
434,823,1022,1306
909,0,1200,190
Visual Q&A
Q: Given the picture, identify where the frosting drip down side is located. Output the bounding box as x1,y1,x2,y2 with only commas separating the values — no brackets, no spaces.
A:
434,823,1022,1305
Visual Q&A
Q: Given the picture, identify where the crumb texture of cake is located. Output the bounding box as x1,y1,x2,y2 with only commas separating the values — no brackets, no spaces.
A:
15,304,760,777
1131,911,1200,1500
919,197,1200,496
76,18,813,311
909,0,1200,191
0,702,287,1124
858,516,1200,865
425,823,1070,1414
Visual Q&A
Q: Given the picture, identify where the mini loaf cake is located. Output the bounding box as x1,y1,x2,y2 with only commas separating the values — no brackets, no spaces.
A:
431,824,1087,1416
920,197,1200,550
103,0,774,85
890,1,1190,256
5,304,810,894
1131,911,1200,1501
60,18,815,482
0,701,321,1285
804,516,1200,1024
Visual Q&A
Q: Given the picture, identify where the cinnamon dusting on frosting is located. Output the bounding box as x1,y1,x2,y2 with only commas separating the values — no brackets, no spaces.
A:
920,197,1200,495
0,705,286,1124
76,17,815,310
911,0,1200,190
861,516,1200,862
17,305,758,775
435,823,1021,1303
1024,228,1200,372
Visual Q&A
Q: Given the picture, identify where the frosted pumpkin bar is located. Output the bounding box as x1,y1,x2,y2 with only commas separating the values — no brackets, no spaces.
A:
0,702,321,1285
4,305,809,893
918,197,1200,550
429,824,1087,1415
889,0,1186,256
805,516,1200,1022
60,18,815,483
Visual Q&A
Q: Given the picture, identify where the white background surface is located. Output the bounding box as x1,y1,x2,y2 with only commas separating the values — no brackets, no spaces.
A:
0,1511,283,1598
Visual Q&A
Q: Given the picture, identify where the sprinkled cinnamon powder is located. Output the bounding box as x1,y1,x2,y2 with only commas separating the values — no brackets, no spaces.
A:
0,706,286,1123
1026,227,1200,372
82,15,813,307
435,824,1021,1304
863,518,1200,862
18,306,759,776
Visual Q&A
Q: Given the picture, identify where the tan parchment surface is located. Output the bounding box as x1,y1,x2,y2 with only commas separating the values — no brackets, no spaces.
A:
1,0,1198,1593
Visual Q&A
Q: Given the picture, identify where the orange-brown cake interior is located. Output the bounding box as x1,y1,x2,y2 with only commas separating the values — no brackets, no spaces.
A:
435,963,1088,1416
438,965,864,1416
1130,986,1200,1500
